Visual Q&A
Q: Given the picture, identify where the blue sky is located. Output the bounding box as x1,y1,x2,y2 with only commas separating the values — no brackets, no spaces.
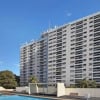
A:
0,0,100,75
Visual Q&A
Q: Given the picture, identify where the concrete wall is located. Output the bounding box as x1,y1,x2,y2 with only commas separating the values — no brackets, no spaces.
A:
65,88,100,97
16,85,100,98
38,86,56,94
29,83,56,95
57,83,65,97
16,87,29,93
29,84,38,94
0,87,14,91
29,83,65,97
47,86,56,94
5,89,14,91
0,86,5,91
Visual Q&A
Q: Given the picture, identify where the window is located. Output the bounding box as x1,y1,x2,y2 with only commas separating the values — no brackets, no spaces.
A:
75,64,82,68
94,23,100,28
76,33,83,37
89,30,94,32
89,17,93,20
89,34,93,36
76,25,83,29
75,46,83,50
75,69,82,73
94,37,100,41
84,36,87,38
93,67,100,72
94,32,100,37
75,50,83,55
76,29,83,33
89,38,93,41
93,62,100,66
70,65,74,68
94,42,100,46
93,57,100,61
75,74,82,78
89,63,92,65
89,21,93,23
93,78,100,82
75,55,83,59
94,28,100,32
71,35,75,38
93,73,100,77
89,58,93,60
94,19,100,23
76,21,83,25
94,46,100,51
75,60,83,64
71,48,75,50
94,51,100,56
89,25,93,28
70,56,75,59
71,43,75,46
89,53,93,55
89,73,92,76
94,14,100,19
76,37,83,41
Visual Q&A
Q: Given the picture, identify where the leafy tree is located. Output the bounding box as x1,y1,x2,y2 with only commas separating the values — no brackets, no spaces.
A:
29,76,38,83
69,84,77,88
79,79,89,88
0,70,17,89
89,80,97,88
97,84,100,88
14,75,20,86
79,79,97,88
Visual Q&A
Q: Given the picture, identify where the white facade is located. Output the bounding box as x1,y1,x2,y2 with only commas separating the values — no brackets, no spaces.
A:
20,12,100,86
47,25,70,86
20,33,48,86
69,12,100,86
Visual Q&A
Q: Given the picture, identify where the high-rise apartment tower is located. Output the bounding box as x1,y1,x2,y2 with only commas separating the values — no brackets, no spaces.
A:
20,12,100,86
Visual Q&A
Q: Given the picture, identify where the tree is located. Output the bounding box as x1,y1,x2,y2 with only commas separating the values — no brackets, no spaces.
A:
14,75,20,86
79,79,97,88
79,79,89,88
69,84,77,88
89,80,97,88
29,76,38,83
97,84,100,88
0,70,17,89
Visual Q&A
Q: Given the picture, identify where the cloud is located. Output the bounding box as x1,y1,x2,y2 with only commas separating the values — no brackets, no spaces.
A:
66,12,72,17
65,10,72,17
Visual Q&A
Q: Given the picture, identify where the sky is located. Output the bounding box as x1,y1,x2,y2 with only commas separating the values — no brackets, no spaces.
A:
0,0,100,75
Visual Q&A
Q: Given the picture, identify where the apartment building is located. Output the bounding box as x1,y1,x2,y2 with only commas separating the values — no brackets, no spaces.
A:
47,25,70,86
69,12,100,86
20,33,48,86
20,12,100,86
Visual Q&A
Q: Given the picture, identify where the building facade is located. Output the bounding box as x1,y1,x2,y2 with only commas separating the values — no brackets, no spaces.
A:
20,12,100,86
20,33,48,86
